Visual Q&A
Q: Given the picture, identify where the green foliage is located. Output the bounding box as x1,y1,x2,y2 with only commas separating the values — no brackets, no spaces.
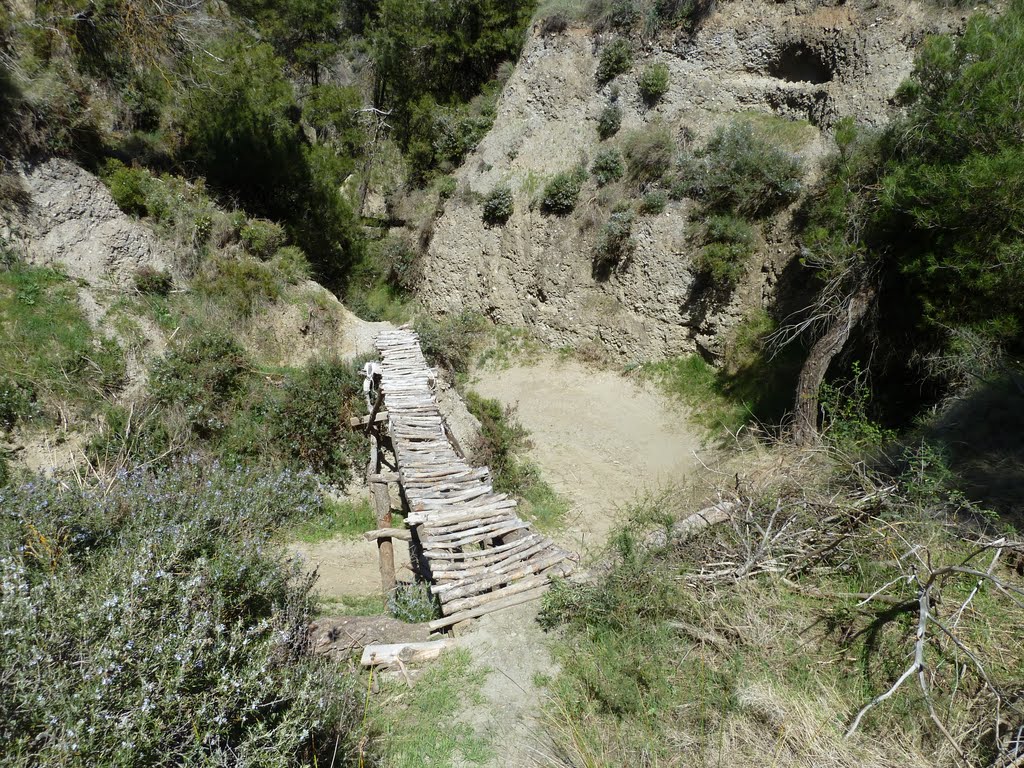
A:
482,184,514,225
622,124,675,186
103,159,154,216
271,246,312,284
638,189,667,214
695,214,756,290
370,0,533,180
878,1,1024,349
133,266,173,296
593,209,636,279
387,581,441,623
597,101,622,140
343,237,418,324
591,148,625,186
193,255,282,318
0,265,124,422
151,331,252,439
226,0,344,83
267,358,365,484
181,39,362,285
240,219,287,260
687,121,803,217
596,38,633,83
541,165,587,215
416,312,489,373
819,362,895,454
0,462,364,766
287,497,376,542
637,62,670,105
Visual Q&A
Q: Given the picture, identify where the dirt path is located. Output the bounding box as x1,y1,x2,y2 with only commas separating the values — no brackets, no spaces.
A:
454,354,706,768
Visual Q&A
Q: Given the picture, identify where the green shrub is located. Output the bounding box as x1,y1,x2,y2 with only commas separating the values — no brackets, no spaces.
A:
268,358,365,484
151,332,252,438
541,166,587,215
593,209,636,278
379,236,422,294
416,312,488,373
271,245,312,284
437,175,458,199
0,462,364,766
638,63,670,105
623,124,675,186
194,255,282,317
482,185,514,225
596,38,633,83
241,218,288,260
598,101,622,140
691,121,803,217
133,266,172,296
102,159,154,217
639,189,667,214
819,362,895,454
464,391,536,495
591,148,625,186
694,214,756,290
387,581,441,623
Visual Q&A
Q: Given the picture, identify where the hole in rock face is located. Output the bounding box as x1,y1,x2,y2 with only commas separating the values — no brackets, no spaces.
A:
768,42,834,84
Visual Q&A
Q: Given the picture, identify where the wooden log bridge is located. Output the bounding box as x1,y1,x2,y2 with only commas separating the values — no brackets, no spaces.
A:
366,328,576,631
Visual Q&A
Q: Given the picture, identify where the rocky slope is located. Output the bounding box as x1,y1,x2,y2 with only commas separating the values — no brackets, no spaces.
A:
418,0,964,362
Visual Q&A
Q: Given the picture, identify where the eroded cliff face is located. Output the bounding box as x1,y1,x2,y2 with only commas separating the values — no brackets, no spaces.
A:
418,0,963,362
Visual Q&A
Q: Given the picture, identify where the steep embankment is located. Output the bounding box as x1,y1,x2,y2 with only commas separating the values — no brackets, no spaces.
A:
419,0,960,362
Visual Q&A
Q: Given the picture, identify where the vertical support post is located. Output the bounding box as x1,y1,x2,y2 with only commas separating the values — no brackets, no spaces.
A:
364,361,396,597
371,471,396,595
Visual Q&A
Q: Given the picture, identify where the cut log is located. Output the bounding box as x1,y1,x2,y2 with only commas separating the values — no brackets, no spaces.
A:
360,639,452,667
363,527,413,542
349,411,389,429
641,501,737,549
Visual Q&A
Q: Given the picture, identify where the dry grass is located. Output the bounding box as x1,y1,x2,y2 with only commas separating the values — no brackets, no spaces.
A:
538,443,1024,768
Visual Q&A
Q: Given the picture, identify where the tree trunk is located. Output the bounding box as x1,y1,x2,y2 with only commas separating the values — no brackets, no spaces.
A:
792,285,876,446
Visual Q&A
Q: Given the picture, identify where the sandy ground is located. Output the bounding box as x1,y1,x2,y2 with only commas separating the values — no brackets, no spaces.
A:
472,356,704,557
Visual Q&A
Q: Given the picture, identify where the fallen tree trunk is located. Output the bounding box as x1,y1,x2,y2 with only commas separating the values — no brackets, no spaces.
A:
642,501,738,549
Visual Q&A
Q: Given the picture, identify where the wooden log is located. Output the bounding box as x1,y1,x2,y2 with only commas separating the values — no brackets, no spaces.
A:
349,411,389,429
422,534,541,561
370,480,396,594
428,585,551,632
368,471,400,484
363,527,412,542
641,501,737,549
360,639,452,667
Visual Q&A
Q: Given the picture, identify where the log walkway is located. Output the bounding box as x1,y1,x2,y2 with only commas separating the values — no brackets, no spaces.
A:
371,328,575,631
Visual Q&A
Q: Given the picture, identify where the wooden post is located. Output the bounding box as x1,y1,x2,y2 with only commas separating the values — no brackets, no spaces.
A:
371,475,396,595
363,362,396,596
